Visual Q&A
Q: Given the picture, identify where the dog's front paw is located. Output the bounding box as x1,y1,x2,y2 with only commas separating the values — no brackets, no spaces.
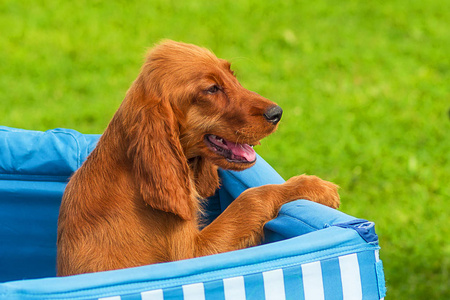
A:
285,175,340,209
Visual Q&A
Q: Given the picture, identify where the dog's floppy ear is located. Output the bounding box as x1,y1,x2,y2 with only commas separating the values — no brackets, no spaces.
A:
122,75,195,220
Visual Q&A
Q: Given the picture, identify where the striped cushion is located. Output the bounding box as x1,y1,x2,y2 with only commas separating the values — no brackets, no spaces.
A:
98,251,384,300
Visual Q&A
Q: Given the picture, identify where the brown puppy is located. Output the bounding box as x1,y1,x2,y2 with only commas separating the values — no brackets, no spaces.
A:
57,40,340,276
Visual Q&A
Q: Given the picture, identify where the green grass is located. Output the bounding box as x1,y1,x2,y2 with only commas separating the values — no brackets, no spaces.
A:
1,0,449,298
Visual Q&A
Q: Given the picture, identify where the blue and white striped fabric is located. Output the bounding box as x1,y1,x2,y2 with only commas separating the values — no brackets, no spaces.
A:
98,251,383,300
0,127,386,299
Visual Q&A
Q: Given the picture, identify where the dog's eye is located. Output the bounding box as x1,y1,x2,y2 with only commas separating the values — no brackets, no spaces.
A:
205,85,221,95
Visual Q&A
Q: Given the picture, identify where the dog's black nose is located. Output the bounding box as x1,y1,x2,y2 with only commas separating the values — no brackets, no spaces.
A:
263,105,283,124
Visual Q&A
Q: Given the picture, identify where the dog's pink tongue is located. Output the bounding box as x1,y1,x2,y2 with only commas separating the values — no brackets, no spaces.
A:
228,142,256,162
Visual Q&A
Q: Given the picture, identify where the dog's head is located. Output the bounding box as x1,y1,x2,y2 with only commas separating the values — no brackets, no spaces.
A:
141,40,282,171
116,40,282,219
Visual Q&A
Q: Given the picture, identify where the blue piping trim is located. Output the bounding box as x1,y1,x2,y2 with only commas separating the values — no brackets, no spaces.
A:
334,219,379,245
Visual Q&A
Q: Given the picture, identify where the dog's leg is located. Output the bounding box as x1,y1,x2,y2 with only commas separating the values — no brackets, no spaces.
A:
195,175,340,256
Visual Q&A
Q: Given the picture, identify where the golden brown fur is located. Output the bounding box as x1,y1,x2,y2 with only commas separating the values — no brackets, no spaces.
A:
57,40,340,276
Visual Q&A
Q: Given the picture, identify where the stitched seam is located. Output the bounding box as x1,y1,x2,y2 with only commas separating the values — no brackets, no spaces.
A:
275,212,322,231
50,129,83,169
0,173,69,182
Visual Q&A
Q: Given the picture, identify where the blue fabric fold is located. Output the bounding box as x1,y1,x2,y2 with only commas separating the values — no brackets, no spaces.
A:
334,219,379,244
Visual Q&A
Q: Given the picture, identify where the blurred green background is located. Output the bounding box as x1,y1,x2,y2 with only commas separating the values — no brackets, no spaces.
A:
1,0,449,298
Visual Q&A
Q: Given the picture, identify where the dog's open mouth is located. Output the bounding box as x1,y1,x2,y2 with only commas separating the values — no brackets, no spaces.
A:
204,134,256,163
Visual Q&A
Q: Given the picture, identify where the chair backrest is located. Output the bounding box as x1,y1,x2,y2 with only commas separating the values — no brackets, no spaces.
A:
0,127,99,281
